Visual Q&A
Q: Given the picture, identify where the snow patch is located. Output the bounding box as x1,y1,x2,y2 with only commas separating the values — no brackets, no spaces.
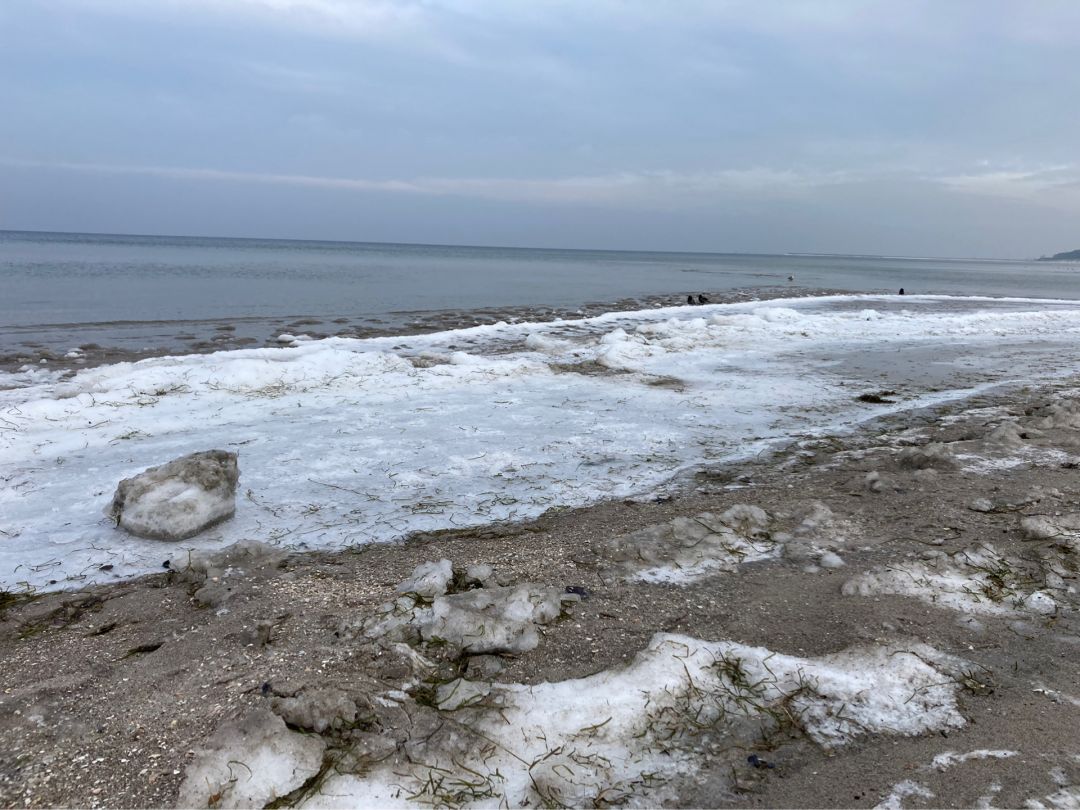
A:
301,634,966,808
842,544,1058,616
599,507,778,585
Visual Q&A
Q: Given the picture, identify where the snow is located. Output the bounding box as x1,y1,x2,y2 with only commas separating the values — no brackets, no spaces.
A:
177,708,325,809
601,508,779,585
875,780,935,809
842,544,1058,616
300,633,967,807
6,294,1080,590
931,750,1018,771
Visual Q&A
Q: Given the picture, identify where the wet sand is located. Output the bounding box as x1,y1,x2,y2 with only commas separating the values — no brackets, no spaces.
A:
3,378,1080,808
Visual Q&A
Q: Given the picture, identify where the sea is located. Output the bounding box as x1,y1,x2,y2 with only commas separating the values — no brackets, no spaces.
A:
5,229,1080,591
3,229,1079,358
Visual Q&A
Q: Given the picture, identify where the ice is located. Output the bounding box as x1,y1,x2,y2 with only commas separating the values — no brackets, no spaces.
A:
394,559,454,599
363,564,570,654
418,584,566,653
7,294,1080,589
177,708,325,809
301,633,967,807
272,688,358,734
105,449,238,540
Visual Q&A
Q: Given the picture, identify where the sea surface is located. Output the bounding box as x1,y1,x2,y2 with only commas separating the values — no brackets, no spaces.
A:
3,229,1079,357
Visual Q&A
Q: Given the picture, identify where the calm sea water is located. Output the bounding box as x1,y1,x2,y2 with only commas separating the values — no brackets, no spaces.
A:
2,229,1078,354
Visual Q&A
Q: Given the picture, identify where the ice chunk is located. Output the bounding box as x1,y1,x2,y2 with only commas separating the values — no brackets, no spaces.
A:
177,708,325,809
395,559,454,600
272,688,358,734
106,450,238,540
419,584,565,654
898,442,956,470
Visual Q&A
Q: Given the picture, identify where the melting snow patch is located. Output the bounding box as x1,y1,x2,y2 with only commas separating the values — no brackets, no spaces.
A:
598,506,778,585
301,634,967,808
875,780,935,809
177,708,325,809
842,544,1058,616
364,562,573,655
931,750,1018,771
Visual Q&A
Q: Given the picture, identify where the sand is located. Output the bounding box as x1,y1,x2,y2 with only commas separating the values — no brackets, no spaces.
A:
2,378,1080,808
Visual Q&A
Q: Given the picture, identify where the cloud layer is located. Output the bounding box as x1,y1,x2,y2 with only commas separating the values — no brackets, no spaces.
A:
2,1,1079,255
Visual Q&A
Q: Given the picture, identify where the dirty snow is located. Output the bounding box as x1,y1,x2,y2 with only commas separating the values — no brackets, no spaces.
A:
931,749,1018,770
6,294,1080,590
842,544,1058,616
298,634,967,807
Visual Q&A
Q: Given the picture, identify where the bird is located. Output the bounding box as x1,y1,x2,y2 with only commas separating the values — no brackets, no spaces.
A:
697,294,709,305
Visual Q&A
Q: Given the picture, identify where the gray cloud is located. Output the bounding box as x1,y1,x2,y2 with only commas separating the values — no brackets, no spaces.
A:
3,1,1080,256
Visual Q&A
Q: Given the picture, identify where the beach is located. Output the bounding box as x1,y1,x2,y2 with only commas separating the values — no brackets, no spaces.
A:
2,280,1080,807
3,377,1080,807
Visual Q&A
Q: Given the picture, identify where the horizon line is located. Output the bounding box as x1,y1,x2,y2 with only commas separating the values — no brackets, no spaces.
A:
0,227,1033,263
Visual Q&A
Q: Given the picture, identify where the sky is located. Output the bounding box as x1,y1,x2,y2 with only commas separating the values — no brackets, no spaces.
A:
1,0,1079,257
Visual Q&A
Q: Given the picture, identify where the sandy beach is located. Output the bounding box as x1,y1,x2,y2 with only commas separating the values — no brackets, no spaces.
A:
3,375,1080,808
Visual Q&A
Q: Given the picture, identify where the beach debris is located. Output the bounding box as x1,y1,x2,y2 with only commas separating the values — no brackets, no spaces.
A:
105,450,239,540
842,543,1058,616
303,633,968,808
857,390,898,404
598,505,777,585
177,708,325,809
747,754,776,770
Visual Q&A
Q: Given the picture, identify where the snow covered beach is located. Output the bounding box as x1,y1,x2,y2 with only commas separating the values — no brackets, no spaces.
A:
3,293,1080,591
5,292,1080,808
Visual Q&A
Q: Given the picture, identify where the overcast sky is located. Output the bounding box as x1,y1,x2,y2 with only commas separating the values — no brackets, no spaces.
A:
1,1,1079,257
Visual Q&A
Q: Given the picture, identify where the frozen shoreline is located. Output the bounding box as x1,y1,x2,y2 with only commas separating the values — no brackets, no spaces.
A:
0,285,839,374
5,292,1080,592
3,377,1080,807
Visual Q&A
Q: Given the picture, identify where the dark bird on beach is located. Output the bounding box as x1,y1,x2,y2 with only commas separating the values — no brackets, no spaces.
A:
899,288,905,295
687,295,695,305
697,294,709,305
787,274,795,281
